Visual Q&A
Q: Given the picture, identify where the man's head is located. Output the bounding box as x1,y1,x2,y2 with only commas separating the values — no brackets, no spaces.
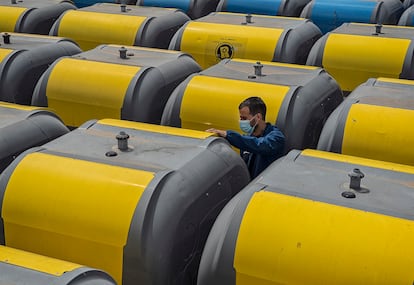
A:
238,97,267,136
238,96,266,121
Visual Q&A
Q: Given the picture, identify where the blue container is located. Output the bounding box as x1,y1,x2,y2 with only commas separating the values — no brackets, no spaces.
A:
216,0,310,16
136,0,219,18
301,0,404,33
399,5,414,25
72,0,116,8
72,0,138,8
139,0,190,11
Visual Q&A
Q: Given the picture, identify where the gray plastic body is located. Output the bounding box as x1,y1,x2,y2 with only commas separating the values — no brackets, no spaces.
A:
50,3,190,49
0,0,76,34
0,32,81,104
0,262,116,285
197,149,414,285
0,104,69,173
317,77,414,166
0,119,250,285
161,59,343,151
168,12,322,65
31,44,201,126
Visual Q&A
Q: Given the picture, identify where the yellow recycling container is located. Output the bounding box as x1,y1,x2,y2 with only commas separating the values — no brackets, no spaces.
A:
198,149,414,285
169,12,322,68
0,32,81,104
161,58,343,150
31,44,201,127
0,102,68,173
0,118,250,285
317,77,414,166
0,0,76,34
307,22,414,93
0,245,116,284
50,3,190,50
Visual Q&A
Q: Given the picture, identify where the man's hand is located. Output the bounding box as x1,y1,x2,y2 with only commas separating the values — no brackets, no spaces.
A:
206,128,227,138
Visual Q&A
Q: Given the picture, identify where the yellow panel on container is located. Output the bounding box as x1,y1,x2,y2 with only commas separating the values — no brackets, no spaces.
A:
46,58,141,127
342,103,414,166
181,22,282,69
180,76,288,132
0,245,81,276
377,77,414,86
2,152,155,284
57,10,146,50
322,34,410,91
99,119,214,139
301,149,414,174
0,48,13,62
0,101,42,111
234,191,414,285
0,7,27,32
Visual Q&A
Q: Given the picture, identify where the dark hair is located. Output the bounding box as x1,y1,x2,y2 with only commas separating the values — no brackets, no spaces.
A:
239,96,266,120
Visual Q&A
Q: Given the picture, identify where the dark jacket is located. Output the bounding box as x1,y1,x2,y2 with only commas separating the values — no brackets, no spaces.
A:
226,123,285,179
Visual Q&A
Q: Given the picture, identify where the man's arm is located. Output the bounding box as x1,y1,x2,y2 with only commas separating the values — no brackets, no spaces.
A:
226,129,285,155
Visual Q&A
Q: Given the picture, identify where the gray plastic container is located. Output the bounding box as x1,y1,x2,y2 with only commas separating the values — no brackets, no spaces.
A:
197,149,414,285
404,0,414,8
0,102,69,173
0,246,116,285
399,4,414,25
317,77,414,166
0,119,250,285
0,0,76,34
169,12,322,68
0,32,81,104
161,58,343,151
32,44,201,127
50,3,190,50
306,23,414,93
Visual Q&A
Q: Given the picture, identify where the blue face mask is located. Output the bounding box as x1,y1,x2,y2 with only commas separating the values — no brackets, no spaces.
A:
239,116,256,135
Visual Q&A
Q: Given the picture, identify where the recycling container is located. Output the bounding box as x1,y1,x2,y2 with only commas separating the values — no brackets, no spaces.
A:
0,32,81,104
301,0,404,34
398,4,414,25
0,0,76,34
0,118,250,285
32,44,201,127
0,102,69,173
306,22,414,93
317,77,414,166
73,0,118,8
50,3,190,50
216,0,311,17
169,12,322,68
0,245,116,285
198,149,414,285
72,0,138,8
161,58,343,150
136,0,219,19
403,0,414,8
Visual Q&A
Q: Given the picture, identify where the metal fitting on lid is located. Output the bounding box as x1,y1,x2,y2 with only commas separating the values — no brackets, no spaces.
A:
119,47,128,59
3,33,10,44
348,168,364,190
254,61,263,76
116,131,130,151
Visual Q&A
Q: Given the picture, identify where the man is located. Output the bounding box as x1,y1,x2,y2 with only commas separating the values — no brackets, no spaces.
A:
207,96,285,179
